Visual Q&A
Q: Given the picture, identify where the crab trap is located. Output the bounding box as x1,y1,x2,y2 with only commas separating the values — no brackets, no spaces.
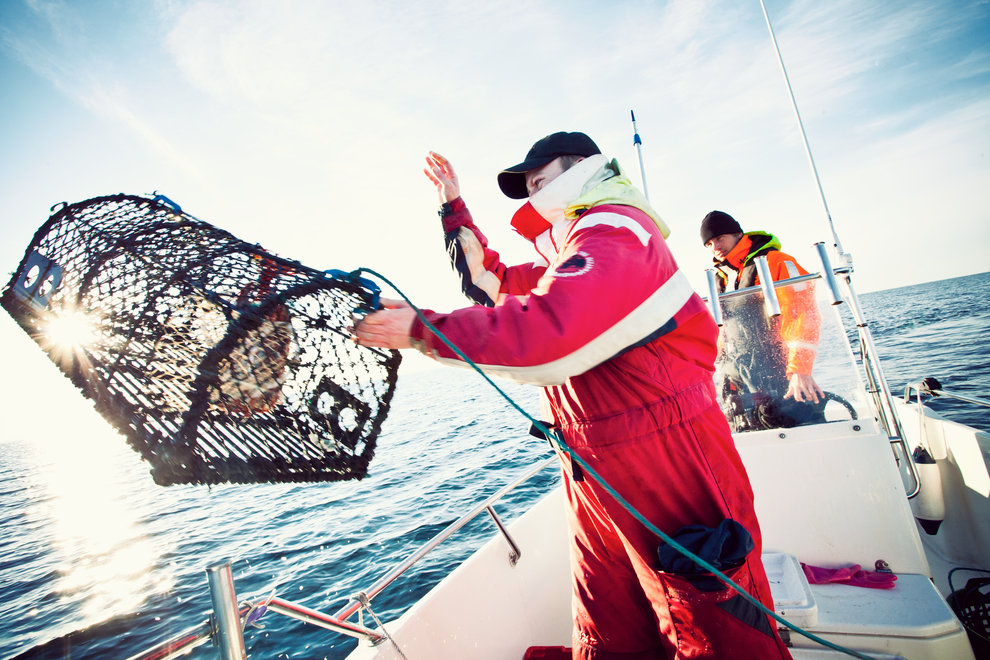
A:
0,193,401,486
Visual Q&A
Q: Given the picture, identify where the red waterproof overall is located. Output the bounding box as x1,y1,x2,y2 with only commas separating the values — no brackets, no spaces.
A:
557,365,789,658
413,174,792,658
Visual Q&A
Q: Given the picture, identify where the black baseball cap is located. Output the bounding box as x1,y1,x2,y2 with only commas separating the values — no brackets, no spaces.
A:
497,132,602,199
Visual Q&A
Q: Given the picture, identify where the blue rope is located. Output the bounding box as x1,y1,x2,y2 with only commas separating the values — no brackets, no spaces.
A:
324,269,381,314
355,267,879,660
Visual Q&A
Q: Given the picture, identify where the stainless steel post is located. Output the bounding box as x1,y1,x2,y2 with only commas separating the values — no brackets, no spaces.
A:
486,505,522,565
207,561,247,659
754,256,781,317
705,269,723,326
814,243,844,305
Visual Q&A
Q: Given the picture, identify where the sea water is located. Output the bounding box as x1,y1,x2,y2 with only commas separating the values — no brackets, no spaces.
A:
1,272,988,659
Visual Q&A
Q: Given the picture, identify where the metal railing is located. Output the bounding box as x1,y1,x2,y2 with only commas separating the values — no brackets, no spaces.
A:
905,377,990,410
329,455,556,628
130,455,558,659
830,264,920,498
702,270,821,306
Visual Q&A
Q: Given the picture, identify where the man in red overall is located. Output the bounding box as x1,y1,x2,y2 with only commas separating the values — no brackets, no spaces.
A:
356,133,791,659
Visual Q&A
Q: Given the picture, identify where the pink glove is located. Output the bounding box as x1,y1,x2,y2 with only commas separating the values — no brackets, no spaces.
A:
801,563,897,589
846,569,898,589
802,563,861,584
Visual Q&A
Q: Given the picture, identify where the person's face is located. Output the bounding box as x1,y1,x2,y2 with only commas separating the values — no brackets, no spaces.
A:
525,157,568,196
706,233,743,261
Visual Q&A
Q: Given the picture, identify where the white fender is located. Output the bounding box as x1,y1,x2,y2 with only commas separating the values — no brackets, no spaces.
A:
910,445,946,535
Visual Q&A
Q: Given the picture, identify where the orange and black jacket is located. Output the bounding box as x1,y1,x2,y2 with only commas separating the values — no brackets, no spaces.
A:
712,232,820,387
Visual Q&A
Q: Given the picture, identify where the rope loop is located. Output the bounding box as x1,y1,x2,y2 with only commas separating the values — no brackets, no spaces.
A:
325,268,382,314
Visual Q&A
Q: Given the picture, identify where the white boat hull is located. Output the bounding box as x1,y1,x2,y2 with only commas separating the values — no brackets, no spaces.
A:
348,411,986,659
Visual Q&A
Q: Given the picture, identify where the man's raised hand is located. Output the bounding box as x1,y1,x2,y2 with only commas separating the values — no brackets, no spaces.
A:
424,151,460,203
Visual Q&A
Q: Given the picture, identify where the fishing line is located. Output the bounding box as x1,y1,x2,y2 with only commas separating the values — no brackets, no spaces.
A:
356,266,880,660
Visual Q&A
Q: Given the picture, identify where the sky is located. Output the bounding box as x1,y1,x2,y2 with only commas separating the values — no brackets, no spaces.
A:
0,0,988,386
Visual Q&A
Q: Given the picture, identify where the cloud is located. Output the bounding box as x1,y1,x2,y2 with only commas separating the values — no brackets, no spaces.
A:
2,1,206,182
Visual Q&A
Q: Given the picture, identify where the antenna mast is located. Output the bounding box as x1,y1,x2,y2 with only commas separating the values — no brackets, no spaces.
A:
630,110,650,201
758,0,847,262
759,1,916,481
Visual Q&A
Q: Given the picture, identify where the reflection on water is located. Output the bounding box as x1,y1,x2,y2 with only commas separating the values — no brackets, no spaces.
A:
28,426,173,626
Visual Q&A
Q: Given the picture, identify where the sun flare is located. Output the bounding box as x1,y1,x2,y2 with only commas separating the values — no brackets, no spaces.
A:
45,309,97,349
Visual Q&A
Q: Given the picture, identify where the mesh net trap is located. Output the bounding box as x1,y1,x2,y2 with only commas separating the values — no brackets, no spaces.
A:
1,193,401,486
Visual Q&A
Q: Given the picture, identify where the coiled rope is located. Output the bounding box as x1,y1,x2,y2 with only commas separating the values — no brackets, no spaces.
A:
352,267,879,660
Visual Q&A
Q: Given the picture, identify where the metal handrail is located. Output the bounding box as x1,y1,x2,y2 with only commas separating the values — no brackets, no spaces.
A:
264,597,385,641
330,455,557,625
833,271,920,498
700,271,820,302
126,625,212,660
131,454,559,658
904,379,990,409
